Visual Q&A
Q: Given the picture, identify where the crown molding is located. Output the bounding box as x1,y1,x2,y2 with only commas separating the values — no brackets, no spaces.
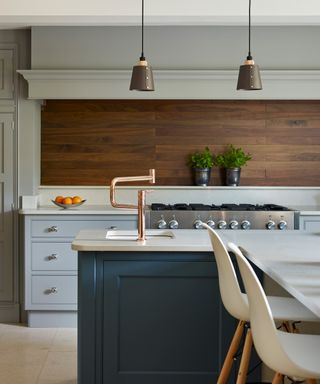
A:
18,69,320,100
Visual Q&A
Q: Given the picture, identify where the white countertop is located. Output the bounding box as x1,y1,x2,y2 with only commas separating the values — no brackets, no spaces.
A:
71,228,315,252
19,204,320,215
19,205,137,215
291,206,320,215
72,229,320,317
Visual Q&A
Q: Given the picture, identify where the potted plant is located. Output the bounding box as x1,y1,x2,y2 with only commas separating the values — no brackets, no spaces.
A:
215,145,252,186
188,147,215,186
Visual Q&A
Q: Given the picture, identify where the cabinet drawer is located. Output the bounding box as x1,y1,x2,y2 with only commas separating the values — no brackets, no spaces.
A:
31,219,135,237
32,242,77,271
31,275,77,305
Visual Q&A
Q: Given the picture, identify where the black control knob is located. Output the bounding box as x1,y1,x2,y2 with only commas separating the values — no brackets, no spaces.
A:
217,220,227,229
229,220,239,230
193,219,203,230
278,220,287,230
266,220,276,230
206,219,215,229
241,220,251,230
168,219,179,229
157,218,167,229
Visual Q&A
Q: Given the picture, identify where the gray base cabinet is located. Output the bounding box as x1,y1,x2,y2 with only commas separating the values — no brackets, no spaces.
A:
78,251,249,384
300,215,320,230
23,214,137,327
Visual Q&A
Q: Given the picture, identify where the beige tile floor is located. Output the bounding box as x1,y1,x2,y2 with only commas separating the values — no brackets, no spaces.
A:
0,323,77,384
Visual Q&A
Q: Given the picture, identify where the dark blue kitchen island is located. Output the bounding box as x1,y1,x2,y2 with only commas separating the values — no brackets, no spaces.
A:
73,229,260,384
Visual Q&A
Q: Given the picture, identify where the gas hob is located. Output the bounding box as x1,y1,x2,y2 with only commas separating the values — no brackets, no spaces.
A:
146,203,299,230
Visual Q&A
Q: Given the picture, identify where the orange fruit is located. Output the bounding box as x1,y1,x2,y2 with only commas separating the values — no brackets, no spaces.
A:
55,195,64,204
72,196,82,204
62,197,73,205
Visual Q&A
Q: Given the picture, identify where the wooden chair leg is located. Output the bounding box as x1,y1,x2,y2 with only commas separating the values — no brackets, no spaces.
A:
272,372,284,384
236,326,253,384
217,320,246,384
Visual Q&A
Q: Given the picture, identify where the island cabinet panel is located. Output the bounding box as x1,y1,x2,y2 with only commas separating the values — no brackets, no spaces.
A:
78,252,260,384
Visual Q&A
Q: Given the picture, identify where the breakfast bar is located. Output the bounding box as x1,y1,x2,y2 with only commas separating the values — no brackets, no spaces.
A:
72,229,320,384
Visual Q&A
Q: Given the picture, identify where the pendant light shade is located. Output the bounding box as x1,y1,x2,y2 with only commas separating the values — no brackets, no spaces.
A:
130,0,155,91
237,0,262,90
130,60,154,91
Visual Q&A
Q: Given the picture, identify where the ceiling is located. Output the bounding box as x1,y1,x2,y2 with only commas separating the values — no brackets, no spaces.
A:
1,0,320,28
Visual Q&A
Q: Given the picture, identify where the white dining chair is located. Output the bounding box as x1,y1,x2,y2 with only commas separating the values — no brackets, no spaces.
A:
229,241,320,384
203,224,319,384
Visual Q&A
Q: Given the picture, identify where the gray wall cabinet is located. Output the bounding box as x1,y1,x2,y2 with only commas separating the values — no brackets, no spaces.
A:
0,45,19,322
22,214,137,327
78,250,260,384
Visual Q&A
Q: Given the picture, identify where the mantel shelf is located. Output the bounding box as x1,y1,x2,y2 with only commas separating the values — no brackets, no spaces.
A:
17,69,320,99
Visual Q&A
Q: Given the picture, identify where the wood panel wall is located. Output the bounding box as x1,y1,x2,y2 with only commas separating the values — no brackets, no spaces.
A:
41,100,320,186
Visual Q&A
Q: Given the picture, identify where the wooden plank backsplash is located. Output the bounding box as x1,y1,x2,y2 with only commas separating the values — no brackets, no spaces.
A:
41,100,320,186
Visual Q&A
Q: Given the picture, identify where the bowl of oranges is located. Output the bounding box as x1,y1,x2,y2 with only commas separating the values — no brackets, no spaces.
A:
52,195,86,209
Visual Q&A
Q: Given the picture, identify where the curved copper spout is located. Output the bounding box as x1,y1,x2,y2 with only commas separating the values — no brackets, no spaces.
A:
110,169,155,241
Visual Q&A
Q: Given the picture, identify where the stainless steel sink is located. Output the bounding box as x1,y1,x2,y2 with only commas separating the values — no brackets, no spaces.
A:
105,229,175,241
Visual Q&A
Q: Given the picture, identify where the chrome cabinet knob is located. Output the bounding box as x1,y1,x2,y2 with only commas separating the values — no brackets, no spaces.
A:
278,220,287,230
193,219,203,229
266,220,276,230
49,287,58,294
157,218,167,229
168,219,179,229
48,254,58,261
47,226,58,232
229,220,239,230
241,220,251,230
206,219,215,229
217,220,227,229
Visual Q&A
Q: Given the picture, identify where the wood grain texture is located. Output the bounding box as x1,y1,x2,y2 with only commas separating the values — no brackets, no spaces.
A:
41,100,320,186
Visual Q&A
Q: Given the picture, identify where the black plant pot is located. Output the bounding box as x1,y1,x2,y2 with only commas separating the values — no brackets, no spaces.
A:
194,168,211,186
226,167,241,186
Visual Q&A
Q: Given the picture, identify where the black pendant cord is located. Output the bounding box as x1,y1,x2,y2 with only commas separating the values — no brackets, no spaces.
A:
140,0,145,61
247,0,252,60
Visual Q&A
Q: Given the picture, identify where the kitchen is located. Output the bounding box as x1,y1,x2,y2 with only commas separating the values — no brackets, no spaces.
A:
1,1,320,383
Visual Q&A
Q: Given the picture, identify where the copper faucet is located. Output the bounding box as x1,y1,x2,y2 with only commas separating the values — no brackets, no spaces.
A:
110,169,155,242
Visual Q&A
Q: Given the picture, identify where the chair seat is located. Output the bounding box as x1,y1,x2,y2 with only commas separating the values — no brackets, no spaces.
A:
268,296,319,322
276,331,320,378
240,293,318,322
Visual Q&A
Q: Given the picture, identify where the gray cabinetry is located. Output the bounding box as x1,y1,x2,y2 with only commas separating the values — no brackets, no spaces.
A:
0,49,14,99
299,215,320,230
23,214,136,327
0,45,17,322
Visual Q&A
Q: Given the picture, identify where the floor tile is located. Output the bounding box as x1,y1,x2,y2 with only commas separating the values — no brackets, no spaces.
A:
0,325,57,350
50,328,77,352
37,351,77,384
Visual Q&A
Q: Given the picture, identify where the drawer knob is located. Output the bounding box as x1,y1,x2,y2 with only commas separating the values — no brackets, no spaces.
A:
49,287,58,294
47,226,58,232
48,254,58,261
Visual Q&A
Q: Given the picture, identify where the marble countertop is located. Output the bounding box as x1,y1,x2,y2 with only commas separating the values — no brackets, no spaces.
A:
19,204,320,215
71,228,318,252
290,206,320,215
19,205,137,215
72,229,320,317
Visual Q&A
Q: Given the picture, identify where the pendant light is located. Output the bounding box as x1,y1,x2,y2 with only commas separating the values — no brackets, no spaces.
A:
130,0,154,91
237,0,262,90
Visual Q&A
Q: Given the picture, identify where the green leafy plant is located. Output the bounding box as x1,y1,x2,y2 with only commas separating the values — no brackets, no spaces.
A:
188,147,215,169
215,145,252,168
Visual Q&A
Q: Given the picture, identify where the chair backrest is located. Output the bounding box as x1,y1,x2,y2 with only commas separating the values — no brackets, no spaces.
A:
203,224,249,320
227,242,302,376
